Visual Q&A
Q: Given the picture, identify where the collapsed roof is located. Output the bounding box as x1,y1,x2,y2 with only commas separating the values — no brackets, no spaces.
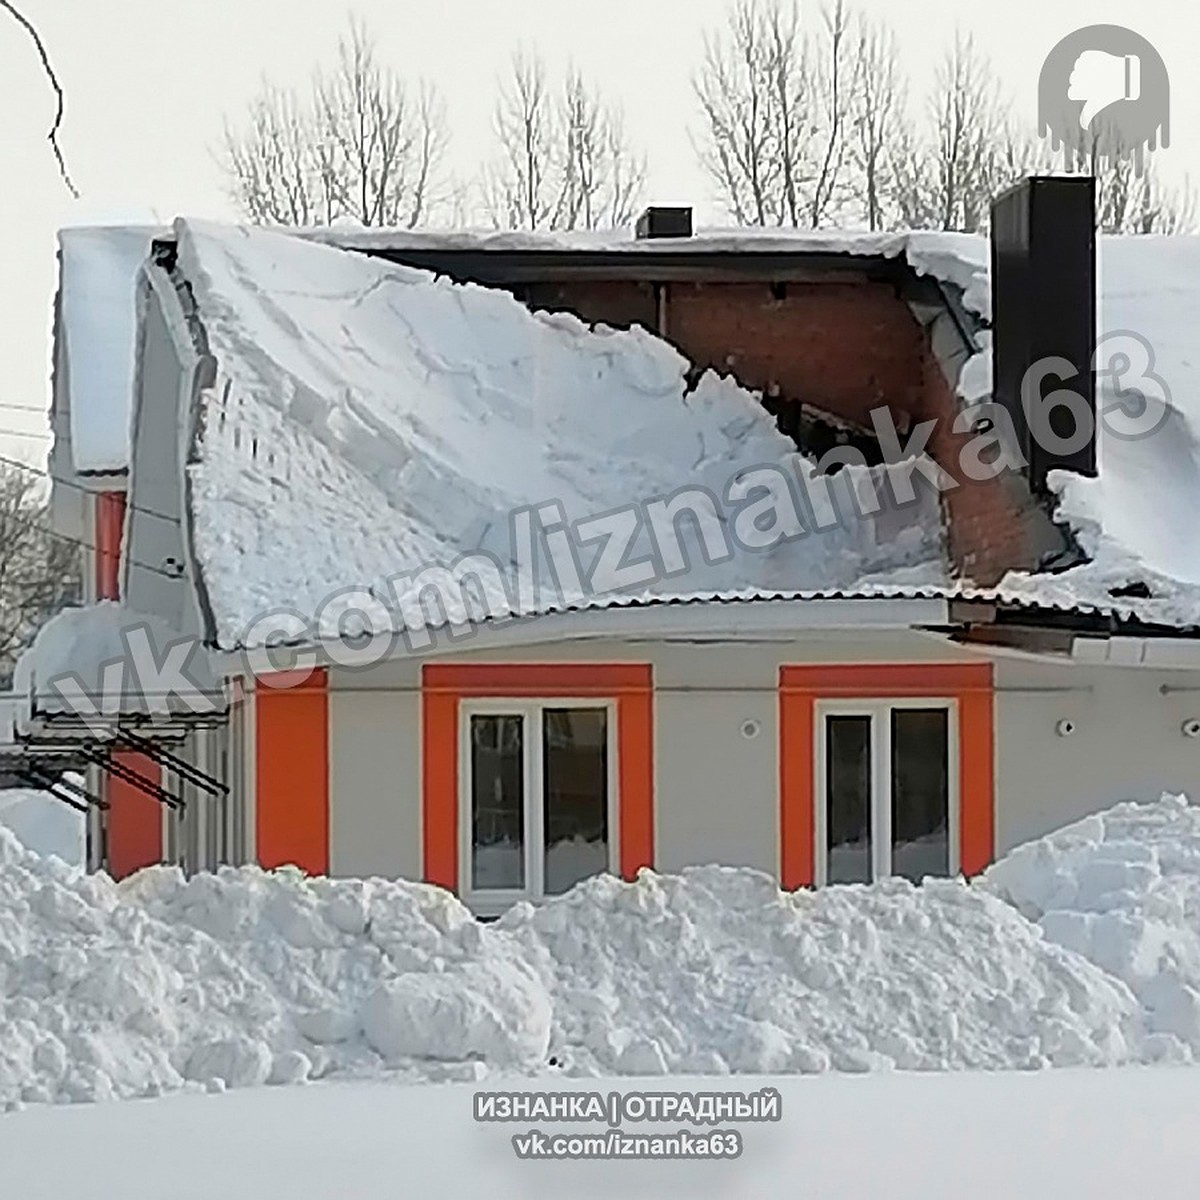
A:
51,220,1200,648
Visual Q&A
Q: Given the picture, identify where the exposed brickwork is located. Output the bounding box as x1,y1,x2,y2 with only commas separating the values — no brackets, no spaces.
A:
522,281,658,331
918,352,1047,584
668,281,927,429
509,275,1053,584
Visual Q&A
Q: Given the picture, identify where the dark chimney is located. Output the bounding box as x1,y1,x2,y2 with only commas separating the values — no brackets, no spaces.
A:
635,206,693,239
990,176,1096,492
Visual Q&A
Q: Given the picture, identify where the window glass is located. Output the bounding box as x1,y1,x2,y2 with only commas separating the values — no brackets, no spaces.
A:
825,714,872,884
542,707,609,894
891,708,950,881
469,713,525,890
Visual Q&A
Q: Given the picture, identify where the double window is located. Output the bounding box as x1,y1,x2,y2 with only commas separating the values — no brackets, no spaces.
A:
462,701,615,912
816,700,958,885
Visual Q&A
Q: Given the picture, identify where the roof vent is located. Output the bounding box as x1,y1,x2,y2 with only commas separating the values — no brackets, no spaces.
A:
635,207,693,240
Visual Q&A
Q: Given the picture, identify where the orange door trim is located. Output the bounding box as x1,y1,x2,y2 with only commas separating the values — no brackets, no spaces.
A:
95,490,126,601
779,662,994,889
421,662,654,890
95,489,165,878
255,668,329,875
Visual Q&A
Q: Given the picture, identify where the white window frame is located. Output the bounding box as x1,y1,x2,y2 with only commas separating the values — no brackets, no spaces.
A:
459,698,619,914
814,698,960,886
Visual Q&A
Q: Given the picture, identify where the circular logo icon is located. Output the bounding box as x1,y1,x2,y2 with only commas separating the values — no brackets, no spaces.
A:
1039,25,1169,172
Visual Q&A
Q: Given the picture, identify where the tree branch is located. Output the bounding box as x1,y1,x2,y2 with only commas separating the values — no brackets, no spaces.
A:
1,1,78,197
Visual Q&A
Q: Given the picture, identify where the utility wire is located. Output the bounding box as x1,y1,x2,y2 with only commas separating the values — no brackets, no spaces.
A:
0,450,182,527
0,472,189,583
0,401,51,414
21,505,187,583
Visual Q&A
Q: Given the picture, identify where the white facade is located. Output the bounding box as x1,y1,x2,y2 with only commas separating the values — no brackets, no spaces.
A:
315,630,1200,886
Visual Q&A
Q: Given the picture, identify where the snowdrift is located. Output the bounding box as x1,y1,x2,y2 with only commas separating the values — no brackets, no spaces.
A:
983,794,1200,1057
2,795,1200,1109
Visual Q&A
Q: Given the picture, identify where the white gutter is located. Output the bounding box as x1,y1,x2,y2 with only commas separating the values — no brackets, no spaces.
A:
1071,635,1200,669
213,596,952,680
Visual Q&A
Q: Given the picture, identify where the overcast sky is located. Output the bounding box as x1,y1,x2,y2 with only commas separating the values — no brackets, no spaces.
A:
3,0,1197,465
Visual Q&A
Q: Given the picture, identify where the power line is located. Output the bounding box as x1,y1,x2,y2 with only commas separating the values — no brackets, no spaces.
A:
0,451,182,527
6,500,189,584
0,456,188,583
0,428,50,440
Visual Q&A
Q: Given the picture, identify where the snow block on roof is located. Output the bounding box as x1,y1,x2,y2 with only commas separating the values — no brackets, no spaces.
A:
58,226,157,474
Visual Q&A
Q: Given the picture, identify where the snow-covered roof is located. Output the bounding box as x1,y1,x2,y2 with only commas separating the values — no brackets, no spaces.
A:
55,215,1200,644
57,226,162,474
1018,238,1200,620
176,220,947,648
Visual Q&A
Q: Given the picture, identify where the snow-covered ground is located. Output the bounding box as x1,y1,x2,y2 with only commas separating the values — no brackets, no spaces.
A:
4,1068,1200,1200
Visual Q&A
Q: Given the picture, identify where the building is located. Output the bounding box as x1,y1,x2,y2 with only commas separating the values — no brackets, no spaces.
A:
18,177,1200,913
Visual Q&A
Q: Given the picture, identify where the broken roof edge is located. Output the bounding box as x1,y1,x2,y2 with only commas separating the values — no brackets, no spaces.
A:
125,250,223,652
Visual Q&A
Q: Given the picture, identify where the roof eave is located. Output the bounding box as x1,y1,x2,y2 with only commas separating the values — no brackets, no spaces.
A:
211,595,954,680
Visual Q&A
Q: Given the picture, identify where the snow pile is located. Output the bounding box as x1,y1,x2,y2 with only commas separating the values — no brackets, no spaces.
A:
983,794,1200,1060
0,841,569,1105
499,866,1137,1075
0,790,84,866
176,219,947,648
0,812,1173,1110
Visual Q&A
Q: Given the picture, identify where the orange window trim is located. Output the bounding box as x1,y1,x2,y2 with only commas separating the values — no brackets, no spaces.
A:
255,668,329,875
421,663,654,891
779,662,995,890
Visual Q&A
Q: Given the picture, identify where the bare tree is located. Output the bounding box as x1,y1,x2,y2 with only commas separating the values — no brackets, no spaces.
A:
1097,157,1195,234
2,1,77,196
1069,133,1196,234
481,50,645,230
223,85,333,226
926,34,1010,232
480,51,557,230
0,464,80,687
884,34,1053,233
886,35,1191,236
221,18,449,227
694,0,853,228
844,12,905,230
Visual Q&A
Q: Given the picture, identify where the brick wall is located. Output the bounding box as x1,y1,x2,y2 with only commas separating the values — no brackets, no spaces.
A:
521,276,1051,583
918,351,1051,584
522,281,658,331
667,281,928,429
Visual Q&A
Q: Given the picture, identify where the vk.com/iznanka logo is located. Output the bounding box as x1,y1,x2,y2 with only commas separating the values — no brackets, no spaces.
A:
1039,25,1169,172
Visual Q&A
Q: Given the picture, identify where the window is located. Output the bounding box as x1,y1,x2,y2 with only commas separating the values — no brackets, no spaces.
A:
462,701,615,911
779,663,993,889
816,700,957,885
